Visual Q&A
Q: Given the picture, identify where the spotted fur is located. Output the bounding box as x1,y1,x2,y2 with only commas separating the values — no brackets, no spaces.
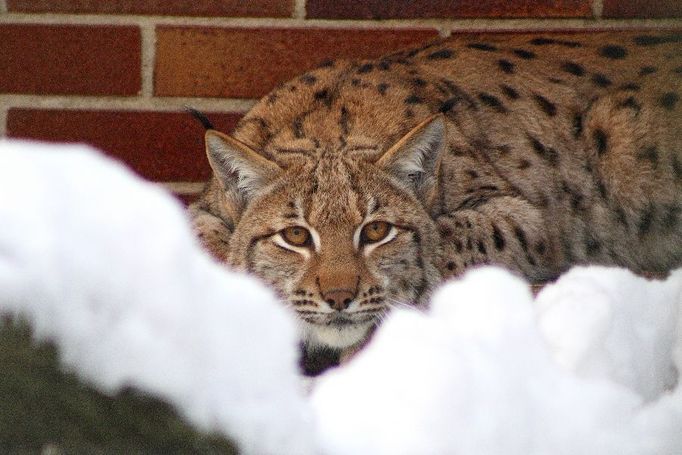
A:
190,31,682,356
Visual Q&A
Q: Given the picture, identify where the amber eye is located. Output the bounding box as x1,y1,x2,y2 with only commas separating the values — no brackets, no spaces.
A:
360,221,392,245
281,226,311,247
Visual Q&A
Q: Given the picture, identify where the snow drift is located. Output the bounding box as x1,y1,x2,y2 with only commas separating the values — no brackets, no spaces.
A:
0,139,681,454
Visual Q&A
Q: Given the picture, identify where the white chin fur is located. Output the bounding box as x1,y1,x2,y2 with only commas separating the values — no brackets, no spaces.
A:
302,321,372,350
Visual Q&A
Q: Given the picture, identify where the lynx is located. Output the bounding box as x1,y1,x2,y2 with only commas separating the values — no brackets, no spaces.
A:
189,31,682,363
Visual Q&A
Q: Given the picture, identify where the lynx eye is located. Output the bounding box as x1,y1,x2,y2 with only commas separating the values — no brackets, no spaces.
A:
360,221,392,244
281,226,311,247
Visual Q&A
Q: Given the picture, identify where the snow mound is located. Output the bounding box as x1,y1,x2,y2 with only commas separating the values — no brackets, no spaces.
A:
0,140,314,455
312,268,682,455
2,139,681,455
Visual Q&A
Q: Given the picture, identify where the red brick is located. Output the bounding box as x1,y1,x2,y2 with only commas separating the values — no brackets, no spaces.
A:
154,27,439,99
602,0,682,18
0,25,141,96
7,0,293,17
306,0,592,19
7,109,243,181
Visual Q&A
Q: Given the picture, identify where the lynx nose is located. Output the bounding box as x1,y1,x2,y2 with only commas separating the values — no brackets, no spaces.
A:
323,289,355,311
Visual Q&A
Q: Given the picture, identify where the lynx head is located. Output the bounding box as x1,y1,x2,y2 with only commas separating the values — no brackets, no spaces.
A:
191,115,447,350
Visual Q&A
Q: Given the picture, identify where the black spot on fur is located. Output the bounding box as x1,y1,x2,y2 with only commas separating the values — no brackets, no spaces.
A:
599,45,627,59
318,59,334,68
477,241,487,255
591,73,612,87
500,84,520,100
530,37,582,47
300,74,317,85
447,261,455,271
659,92,679,110
674,66,682,75
615,206,628,227
561,61,585,76
498,59,515,74
621,83,641,91
412,77,427,87
428,49,454,59
638,204,655,236
618,96,642,114
468,42,498,51
633,34,682,46
454,239,463,253
351,78,361,87
378,60,391,71
339,106,350,135
572,113,583,138
663,205,681,230
533,94,557,116
266,93,278,104
404,109,415,118
639,66,657,76
439,97,460,113
377,82,389,95
292,117,304,138
636,145,659,166
673,155,682,181
357,63,374,74
593,129,608,155
497,145,511,155
492,225,505,251
405,94,423,104
517,159,532,170
513,226,529,253
513,49,536,59
529,136,559,166
535,241,546,255
478,92,507,113
314,89,332,106
585,236,601,256
562,182,585,212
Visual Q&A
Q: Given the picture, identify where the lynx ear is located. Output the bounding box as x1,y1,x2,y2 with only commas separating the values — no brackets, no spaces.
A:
376,114,446,204
205,130,282,201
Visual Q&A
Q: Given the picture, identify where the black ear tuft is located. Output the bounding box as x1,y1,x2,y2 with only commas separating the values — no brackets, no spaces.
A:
185,106,215,130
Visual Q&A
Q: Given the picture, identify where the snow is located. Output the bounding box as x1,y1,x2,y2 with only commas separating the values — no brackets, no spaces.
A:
0,140,315,455
1,139,681,455
312,268,682,455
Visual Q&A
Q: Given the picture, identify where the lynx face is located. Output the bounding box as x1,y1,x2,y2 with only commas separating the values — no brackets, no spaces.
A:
194,117,445,350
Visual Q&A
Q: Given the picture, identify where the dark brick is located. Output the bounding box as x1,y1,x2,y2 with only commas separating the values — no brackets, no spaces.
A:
7,109,242,182
0,24,140,95
602,0,682,18
155,27,438,98
307,0,591,19
7,0,294,17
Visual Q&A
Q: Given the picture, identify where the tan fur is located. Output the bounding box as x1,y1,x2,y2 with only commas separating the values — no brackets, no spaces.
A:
189,31,682,354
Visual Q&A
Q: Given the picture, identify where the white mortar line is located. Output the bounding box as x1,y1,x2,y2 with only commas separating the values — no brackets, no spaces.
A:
139,20,156,97
293,0,306,19
0,106,7,137
0,95,257,112
592,0,604,20
0,12,679,31
0,0,7,14
160,182,206,193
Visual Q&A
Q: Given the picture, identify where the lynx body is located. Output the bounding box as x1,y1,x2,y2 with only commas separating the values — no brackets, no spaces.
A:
190,32,682,354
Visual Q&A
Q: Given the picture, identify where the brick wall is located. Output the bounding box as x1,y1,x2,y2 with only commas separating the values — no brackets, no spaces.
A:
1,1,680,204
